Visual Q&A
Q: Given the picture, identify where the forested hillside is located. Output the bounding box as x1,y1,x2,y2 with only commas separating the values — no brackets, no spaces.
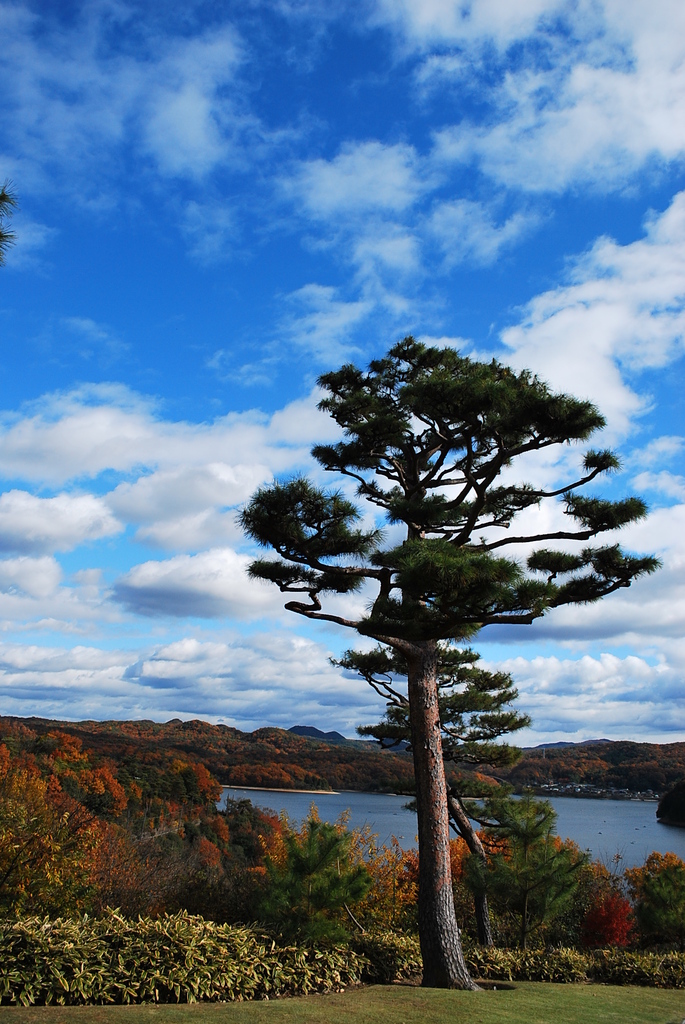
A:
2,716,684,798
0,716,416,795
508,741,685,795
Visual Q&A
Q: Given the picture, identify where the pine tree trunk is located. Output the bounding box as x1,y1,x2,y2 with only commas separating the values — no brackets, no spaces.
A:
521,891,529,949
447,791,494,947
407,642,479,990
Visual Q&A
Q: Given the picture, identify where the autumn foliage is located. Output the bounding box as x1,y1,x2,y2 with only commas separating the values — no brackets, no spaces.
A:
0,722,265,920
2,714,685,956
581,892,635,948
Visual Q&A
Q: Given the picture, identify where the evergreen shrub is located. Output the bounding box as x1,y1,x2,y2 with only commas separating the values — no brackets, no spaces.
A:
0,912,366,1006
352,932,685,988
4,914,685,1004
351,931,422,982
465,944,685,988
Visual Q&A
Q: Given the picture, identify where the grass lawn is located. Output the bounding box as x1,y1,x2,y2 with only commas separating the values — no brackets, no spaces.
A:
0,984,684,1024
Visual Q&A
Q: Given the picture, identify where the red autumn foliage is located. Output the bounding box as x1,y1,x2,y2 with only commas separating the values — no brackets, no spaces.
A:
581,892,635,948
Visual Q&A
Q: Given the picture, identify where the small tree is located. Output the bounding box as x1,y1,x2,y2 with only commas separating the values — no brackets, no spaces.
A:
0,743,97,915
473,793,585,948
240,338,658,987
581,890,635,948
258,812,372,943
348,642,529,946
626,852,685,950
0,181,17,265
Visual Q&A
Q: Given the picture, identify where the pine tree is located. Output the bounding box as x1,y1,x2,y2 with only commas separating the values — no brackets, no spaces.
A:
258,813,372,943
473,792,585,948
240,338,658,987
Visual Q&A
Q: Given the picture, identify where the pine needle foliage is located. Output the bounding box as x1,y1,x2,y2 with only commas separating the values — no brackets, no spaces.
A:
472,794,586,949
241,338,659,643
258,815,372,944
350,643,529,770
0,182,17,266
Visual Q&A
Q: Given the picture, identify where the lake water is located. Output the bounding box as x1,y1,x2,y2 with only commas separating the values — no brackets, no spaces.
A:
220,786,685,869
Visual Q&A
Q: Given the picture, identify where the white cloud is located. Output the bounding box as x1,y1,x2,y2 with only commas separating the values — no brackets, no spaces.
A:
0,555,62,600
280,152,538,338
499,192,685,437
283,284,373,361
494,650,685,744
352,226,421,277
0,632,384,734
3,215,56,270
287,141,425,218
113,547,286,619
61,317,128,361
0,554,116,634
182,200,236,263
0,621,684,741
369,0,565,49
140,29,244,179
0,383,336,486
0,490,121,554
108,462,267,550
630,436,685,469
427,1,685,192
126,633,379,730
632,471,685,502
0,7,252,195
0,384,346,566
428,199,539,266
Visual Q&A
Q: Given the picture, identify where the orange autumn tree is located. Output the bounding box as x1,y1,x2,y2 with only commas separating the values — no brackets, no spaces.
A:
0,743,98,915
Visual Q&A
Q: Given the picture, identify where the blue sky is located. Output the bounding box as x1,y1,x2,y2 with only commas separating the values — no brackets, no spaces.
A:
0,0,684,743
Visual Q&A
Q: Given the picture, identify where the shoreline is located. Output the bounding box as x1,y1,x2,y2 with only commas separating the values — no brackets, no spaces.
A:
221,784,659,803
529,790,659,803
222,784,340,795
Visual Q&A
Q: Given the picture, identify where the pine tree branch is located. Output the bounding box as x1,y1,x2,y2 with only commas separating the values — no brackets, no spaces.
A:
483,528,596,550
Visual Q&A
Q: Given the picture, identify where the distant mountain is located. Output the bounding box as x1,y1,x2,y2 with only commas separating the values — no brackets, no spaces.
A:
289,725,350,744
529,739,612,750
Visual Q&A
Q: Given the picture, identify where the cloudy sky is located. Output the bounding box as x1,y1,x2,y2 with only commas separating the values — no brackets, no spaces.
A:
0,0,684,743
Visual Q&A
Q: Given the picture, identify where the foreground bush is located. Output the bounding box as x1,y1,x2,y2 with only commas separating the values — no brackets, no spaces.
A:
4,915,685,1004
352,931,422,982
466,944,685,988
0,912,366,1006
354,932,685,989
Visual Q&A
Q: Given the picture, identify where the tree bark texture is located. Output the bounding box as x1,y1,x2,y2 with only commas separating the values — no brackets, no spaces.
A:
407,642,479,990
447,791,494,947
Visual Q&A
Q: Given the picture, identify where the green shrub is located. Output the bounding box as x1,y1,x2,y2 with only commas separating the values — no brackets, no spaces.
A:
0,911,367,1006
351,932,685,989
590,949,685,988
4,913,685,1003
465,945,589,983
351,931,422,982
465,945,685,988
